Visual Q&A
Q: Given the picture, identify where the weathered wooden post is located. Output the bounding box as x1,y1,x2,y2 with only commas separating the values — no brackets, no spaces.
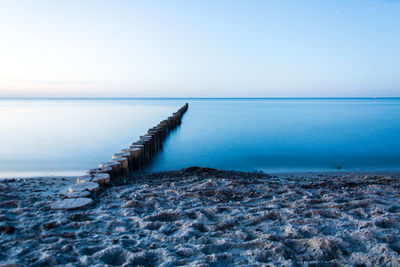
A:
173,113,182,124
99,161,122,177
141,135,154,157
88,167,114,179
90,102,189,179
129,144,145,165
77,173,110,186
133,141,149,161
161,119,171,132
148,129,162,150
58,103,191,211
158,121,169,133
122,147,142,170
111,157,129,174
167,116,175,129
146,133,158,153
112,152,132,171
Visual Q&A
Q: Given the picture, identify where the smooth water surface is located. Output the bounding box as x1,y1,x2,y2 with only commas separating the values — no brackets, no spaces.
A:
1,98,400,177
0,99,184,177
149,98,400,173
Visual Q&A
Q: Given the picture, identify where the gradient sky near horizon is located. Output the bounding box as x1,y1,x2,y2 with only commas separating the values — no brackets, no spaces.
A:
0,0,399,98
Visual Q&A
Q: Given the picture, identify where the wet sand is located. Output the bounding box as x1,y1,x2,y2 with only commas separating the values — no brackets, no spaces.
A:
1,167,399,266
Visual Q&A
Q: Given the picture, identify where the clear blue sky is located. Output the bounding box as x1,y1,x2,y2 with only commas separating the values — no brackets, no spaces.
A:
0,0,399,97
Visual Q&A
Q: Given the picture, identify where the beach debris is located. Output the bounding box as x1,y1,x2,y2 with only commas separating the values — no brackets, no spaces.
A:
50,197,93,210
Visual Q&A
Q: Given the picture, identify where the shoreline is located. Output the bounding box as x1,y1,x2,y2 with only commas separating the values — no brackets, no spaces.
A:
1,167,399,266
1,168,399,180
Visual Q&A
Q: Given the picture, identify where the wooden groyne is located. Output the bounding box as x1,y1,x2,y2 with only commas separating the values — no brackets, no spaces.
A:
51,103,189,210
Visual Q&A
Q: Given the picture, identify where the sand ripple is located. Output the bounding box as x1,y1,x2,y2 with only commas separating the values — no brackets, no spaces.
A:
0,168,399,266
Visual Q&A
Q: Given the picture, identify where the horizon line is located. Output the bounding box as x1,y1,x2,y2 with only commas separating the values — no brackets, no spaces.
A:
1,97,400,100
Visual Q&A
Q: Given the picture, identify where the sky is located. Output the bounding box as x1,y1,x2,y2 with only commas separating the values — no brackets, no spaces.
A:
0,0,399,98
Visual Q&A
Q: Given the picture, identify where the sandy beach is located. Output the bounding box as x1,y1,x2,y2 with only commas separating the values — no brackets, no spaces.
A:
1,167,399,266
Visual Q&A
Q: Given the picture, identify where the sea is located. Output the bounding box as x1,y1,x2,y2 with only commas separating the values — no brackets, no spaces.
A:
1,98,399,177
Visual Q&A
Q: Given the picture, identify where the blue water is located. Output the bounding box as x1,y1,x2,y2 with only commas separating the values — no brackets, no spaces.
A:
149,98,400,173
0,99,184,177
1,98,399,177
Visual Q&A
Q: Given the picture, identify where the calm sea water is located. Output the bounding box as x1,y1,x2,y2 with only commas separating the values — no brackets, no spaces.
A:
1,98,399,177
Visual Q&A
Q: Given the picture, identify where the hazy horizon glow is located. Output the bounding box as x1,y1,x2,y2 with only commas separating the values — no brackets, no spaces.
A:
1,0,399,97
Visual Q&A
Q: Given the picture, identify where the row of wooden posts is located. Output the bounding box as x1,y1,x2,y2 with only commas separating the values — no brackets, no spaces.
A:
87,103,189,180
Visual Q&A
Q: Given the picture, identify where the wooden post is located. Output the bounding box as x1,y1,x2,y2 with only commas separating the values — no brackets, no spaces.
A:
99,161,122,177
154,126,167,139
133,141,149,161
141,135,154,157
88,167,113,179
112,157,129,175
173,113,182,124
112,152,132,171
129,144,145,165
167,116,174,129
148,130,162,149
158,121,169,133
91,103,189,179
122,147,142,170
145,134,157,154
160,120,170,132
78,173,110,186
